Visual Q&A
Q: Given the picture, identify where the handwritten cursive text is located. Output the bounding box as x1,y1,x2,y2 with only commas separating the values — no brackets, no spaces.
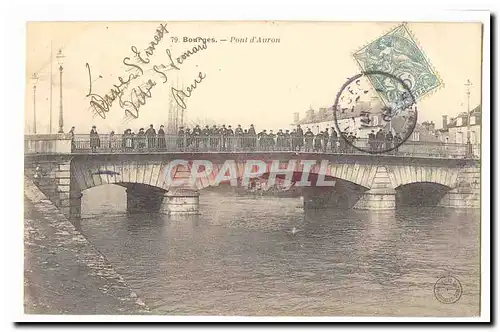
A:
171,72,207,109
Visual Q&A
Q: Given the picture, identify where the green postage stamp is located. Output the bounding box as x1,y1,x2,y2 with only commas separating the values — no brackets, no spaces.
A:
353,24,442,105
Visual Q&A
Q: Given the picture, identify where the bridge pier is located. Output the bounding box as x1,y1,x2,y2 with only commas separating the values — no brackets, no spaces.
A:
353,188,396,210
125,186,200,215
160,190,200,215
354,166,396,210
438,166,480,208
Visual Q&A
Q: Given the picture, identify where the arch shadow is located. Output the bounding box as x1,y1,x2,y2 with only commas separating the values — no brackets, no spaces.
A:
395,182,452,208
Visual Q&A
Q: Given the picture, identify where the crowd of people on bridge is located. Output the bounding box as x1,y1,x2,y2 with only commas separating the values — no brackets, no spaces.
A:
69,124,404,154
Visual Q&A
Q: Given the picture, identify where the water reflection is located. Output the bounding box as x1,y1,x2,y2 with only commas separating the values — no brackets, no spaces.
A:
78,186,480,316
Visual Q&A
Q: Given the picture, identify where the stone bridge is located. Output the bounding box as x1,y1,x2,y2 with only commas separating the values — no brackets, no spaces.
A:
24,134,480,219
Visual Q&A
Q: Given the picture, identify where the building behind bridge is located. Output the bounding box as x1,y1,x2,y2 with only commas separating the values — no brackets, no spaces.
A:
438,105,481,145
291,98,439,142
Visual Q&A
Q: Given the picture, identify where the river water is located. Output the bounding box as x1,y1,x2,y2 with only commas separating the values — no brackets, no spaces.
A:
77,185,480,316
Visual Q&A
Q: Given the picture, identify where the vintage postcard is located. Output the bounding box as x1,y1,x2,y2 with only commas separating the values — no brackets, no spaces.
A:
21,16,489,322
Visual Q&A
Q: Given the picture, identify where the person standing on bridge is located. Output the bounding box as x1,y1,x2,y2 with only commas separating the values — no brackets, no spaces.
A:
291,129,298,152
385,130,394,152
209,125,217,150
177,127,185,151
330,128,338,153
258,129,268,151
304,128,314,152
157,125,166,150
192,125,202,151
226,125,234,151
68,126,75,151
201,125,210,151
368,130,376,152
375,129,384,151
323,128,329,153
89,126,100,153
276,129,285,151
145,124,156,150
267,129,276,151
220,125,228,151
284,130,291,151
314,132,323,152
136,128,146,151
185,128,193,150
394,133,402,155
248,124,257,150
235,124,243,150
296,125,304,152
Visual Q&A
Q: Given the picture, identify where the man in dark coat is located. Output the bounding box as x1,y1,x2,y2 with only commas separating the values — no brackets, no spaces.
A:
296,125,304,151
145,124,156,150
323,128,329,153
136,128,146,150
268,130,276,151
304,128,314,152
209,125,218,150
368,130,376,152
157,125,166,150
220,124,228,151
276,129,285,151
248,124,257,150
258,129,267,150
330,128,338,153
314,132,323,152
192,125,202,151
90,125,100,153
375,129,384,151
385,130,394,151
201,125,210,150
284,130,291,151
226,125,234,151
177,127,185,151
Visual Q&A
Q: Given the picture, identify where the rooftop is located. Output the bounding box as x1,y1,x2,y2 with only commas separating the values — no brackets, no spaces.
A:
445,105,481,129
293,100,384,125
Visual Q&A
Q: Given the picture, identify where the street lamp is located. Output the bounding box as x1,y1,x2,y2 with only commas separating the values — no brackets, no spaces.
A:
56,49,66,133
31,73,39,134
464,79,473,157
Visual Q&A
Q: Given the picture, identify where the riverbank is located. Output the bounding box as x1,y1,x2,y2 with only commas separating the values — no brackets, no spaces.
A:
24,178,149,315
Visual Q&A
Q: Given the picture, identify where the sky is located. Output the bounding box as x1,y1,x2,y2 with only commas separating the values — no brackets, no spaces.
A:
24,21,482,134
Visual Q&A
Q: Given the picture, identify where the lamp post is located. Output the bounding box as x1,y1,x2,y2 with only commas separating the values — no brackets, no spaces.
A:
464,79,473,157
56,49,65,133
31,73,39,134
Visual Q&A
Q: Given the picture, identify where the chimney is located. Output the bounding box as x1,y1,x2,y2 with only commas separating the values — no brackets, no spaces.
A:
293,112,300,123
442,115,448,129
318,108,326,119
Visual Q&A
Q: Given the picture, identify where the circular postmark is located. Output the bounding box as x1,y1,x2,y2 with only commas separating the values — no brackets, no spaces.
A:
333,70,418,154
434,275,463,304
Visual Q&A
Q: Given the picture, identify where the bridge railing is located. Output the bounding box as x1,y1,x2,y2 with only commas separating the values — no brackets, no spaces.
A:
63,134,480,159
24,134,73,154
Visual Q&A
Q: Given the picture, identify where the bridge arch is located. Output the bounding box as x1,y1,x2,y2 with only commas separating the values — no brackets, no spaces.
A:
386,166,459,189
72,160,173,192
395,182,452,207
